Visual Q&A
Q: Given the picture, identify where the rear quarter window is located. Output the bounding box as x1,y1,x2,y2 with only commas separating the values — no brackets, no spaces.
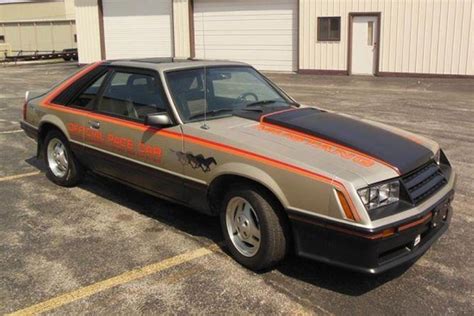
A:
52,66,108,106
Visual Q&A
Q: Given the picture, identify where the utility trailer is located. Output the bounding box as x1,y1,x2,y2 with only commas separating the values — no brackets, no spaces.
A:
2,48,78,63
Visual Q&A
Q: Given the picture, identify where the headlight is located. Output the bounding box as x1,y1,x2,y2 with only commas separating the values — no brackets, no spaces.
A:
433,149,441,165
358,180,400,210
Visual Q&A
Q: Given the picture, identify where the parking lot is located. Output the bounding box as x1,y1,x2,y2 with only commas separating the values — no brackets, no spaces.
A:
1,62,473,315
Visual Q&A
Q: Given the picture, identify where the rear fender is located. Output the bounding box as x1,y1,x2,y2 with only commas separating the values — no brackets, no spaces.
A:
37,115,71,158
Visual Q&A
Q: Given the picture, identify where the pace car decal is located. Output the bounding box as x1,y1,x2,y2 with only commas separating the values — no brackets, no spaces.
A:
172,150,217,172
256,124,376,168
67,122,163,163
259,108,433,175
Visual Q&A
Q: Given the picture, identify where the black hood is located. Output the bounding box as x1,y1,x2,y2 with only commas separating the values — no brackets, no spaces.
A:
261,108,433,174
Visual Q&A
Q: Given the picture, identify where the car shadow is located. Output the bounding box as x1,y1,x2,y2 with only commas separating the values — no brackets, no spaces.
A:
26,156,414,297
25,157,223,244
274,254,413,296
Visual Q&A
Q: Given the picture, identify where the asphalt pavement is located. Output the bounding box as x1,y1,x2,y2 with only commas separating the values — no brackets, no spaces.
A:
1,62,473,315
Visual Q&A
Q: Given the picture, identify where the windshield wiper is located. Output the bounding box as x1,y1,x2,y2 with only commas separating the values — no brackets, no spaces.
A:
245,100,277,108
188,108,234,120
245,100,301,109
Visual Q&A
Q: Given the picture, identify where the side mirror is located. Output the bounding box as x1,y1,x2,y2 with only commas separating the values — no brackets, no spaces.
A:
145,113,172,127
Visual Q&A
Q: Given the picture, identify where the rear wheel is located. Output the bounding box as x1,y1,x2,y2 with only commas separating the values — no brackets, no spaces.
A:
44,130,84,187
220,184,289,270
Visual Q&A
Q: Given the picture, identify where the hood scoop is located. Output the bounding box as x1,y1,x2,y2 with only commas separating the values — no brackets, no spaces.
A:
261,108,432,174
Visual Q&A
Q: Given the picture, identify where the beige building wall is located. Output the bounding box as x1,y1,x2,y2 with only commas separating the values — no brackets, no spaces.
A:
173,0,191,58
0,0,76,53
300,0,474,75
0,0,73,22
74,0,102,63
0,21,76,52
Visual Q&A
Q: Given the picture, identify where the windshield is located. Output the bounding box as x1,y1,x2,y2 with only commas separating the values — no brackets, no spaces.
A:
166,66,294,122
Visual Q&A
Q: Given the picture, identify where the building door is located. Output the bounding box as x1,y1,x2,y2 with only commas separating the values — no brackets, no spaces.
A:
193,0,297,72
101,0,173,59
351,16,378,75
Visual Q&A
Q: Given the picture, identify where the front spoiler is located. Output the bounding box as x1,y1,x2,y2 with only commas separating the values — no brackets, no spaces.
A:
289,191,454,274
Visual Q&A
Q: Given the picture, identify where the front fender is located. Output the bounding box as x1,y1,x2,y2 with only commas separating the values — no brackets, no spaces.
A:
210,162,290,209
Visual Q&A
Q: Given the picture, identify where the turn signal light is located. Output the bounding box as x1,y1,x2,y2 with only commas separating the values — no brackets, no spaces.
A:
380,228,395,238
337,190,359,222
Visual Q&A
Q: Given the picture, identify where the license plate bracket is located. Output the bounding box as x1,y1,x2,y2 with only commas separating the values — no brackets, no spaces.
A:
431,199,450,229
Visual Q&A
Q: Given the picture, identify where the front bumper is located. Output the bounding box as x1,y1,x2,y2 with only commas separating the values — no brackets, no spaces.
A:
289,190,454,274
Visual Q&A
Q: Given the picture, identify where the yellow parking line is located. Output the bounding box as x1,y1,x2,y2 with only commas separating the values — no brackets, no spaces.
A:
8,244,221,316
0,171,40,182
0,130,23,134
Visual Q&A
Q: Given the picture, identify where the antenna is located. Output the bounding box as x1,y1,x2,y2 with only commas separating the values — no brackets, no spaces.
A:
201,65,210,130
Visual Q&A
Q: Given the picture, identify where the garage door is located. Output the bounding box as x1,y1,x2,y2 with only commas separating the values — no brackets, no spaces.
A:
102,0,173,59
194,0,297,72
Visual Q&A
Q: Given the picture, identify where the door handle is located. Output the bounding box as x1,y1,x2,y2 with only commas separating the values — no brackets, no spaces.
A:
88,120,100,129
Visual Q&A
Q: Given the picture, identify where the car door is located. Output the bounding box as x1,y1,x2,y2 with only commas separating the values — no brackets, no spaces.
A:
82,67,185,202
51,65,109,162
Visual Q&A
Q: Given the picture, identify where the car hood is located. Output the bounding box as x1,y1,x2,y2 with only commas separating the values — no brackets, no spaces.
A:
184,107,438,185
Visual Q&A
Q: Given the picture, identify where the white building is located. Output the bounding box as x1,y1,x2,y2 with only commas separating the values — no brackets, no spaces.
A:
75,0,474,77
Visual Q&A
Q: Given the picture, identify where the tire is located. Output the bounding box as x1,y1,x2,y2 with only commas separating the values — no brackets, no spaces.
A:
220,184,289,271
43,130,84,187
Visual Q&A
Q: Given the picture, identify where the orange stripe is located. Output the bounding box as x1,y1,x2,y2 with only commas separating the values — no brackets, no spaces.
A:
294,210,433,240
260,120,401,175
398,212,432,231
327,224,394,240
40,68,361,222
259,107,298,123
43,62,104,105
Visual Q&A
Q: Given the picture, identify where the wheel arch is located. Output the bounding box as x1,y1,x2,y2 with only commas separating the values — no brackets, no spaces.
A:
207,163,290,216
37,116,70,158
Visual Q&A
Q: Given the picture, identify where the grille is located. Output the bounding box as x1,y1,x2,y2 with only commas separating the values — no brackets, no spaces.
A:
401,162,447,204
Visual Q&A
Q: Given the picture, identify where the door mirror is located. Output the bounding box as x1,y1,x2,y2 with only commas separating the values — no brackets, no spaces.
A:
145,113,172,127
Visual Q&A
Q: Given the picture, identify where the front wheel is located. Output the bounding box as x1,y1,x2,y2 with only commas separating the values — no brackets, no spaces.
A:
44,130,84,187
220,184,289,271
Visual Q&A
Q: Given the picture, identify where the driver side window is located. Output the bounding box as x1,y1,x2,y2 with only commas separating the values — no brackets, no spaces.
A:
97,70,168,121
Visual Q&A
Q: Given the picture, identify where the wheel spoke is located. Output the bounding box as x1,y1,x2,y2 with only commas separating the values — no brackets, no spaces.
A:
242,203,252,220
245,236,259,247
249,224,261,240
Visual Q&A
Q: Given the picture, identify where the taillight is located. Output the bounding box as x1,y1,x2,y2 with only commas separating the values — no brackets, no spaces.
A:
23,91,29,120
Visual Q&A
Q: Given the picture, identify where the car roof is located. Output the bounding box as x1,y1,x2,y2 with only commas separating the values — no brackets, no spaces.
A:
104,58,249,72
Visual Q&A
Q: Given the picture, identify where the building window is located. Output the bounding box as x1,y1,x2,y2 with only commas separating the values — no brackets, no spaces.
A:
0,35,5,44
317,17,341,41
74,34,77,43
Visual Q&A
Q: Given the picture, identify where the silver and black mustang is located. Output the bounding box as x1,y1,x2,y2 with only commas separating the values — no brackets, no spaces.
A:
20,58,455,273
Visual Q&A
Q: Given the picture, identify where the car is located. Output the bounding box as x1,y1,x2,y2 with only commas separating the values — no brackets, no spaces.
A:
20,58,456,274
